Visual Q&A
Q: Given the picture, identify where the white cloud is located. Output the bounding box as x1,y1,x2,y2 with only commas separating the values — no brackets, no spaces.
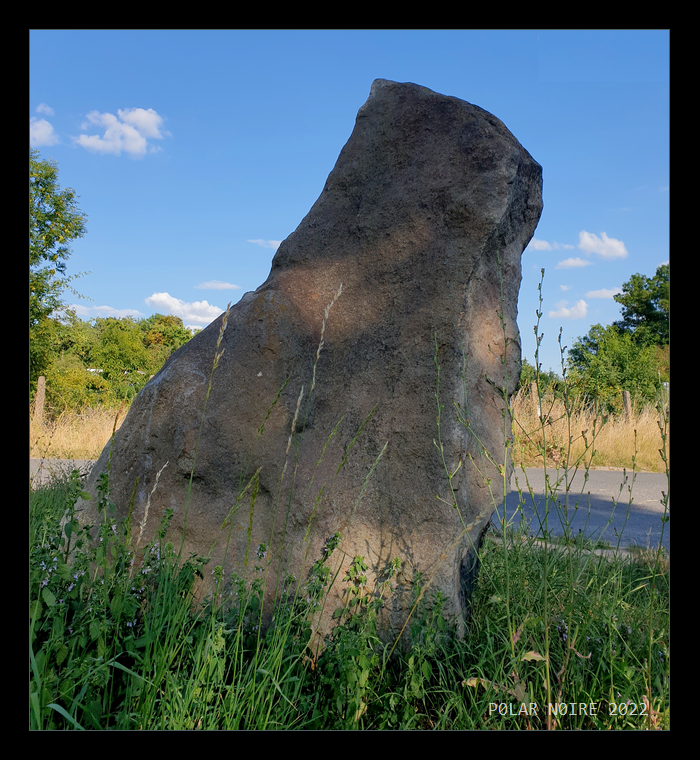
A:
66,304,92,317
560,285,572,291
36,103,55,116
93,305,143,318
555,257,593,269
578,230,628,260
248,239,281,250
585,288,622,299
548,300,588,320
74,107,170,158
527,239,575,251
64,303,145,319
145,292,223,326
118,107,170,139
195,280,241,290
30,117,59,147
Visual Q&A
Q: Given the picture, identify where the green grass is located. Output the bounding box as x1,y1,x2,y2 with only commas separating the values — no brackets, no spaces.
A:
29,277,669,730
29,464,669,730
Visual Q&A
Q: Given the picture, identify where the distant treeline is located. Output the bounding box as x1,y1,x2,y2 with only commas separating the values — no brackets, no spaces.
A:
31,312,197,415
516,264,669,415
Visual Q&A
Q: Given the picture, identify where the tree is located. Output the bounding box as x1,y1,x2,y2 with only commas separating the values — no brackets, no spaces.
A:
613,263,669,347
566,264,670,412
567,323,664,413
140,314,193,352
91,317,152,399
517,358,564,398
41,313,195,413
30,149,88,388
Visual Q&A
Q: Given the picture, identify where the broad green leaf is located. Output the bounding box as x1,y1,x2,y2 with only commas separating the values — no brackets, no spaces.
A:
48,703,84,730
89,620,101,641
55,643,69,666
521,651,546,662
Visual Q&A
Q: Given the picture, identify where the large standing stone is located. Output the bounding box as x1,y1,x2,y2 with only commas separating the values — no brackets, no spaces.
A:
79,80,542,643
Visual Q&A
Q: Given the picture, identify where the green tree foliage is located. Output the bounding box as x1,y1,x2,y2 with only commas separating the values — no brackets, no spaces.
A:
567,324,662,413
52,309,98,366
613,263,669,347
140,313,194,367
29,154,197,415
30,149,88,389
92,318,144,378
45,350,111,412
43,313,195,413
517,358,564,398
567,264,670,413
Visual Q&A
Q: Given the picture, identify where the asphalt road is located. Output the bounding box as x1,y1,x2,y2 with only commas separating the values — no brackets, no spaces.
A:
30,458,95,486
30,459,669,552
494,467,669,552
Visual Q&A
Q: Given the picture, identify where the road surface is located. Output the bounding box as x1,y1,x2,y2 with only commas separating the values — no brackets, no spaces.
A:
494,467,669,552
30,460,669,552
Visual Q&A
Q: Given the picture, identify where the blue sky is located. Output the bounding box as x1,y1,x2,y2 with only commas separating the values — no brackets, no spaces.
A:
30,30,669,373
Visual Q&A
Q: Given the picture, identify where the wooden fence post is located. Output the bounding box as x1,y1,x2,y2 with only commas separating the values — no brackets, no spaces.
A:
33,375,46,427
622,390,632,420
530,381,541,418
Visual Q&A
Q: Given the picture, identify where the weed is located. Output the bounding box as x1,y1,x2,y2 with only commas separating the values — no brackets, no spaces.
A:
30,271,669,729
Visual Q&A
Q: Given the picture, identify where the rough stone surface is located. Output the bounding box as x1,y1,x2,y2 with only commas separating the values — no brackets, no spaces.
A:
78,79,543,644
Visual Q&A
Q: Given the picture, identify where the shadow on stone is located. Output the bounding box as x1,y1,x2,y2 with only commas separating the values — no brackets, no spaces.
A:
77,79,543,644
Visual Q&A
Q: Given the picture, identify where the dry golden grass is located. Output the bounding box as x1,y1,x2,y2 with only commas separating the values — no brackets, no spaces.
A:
30,405,127,461
510,390,669,473
30,391,669,474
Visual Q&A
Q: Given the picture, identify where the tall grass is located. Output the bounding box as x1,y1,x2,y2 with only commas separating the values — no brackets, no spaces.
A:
30,397,666,475
29,274,669,729
30,405,126,461
510,389,668,473
28,467,670,729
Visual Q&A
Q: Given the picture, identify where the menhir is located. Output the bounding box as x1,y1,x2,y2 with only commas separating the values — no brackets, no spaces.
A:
78,79,543,645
